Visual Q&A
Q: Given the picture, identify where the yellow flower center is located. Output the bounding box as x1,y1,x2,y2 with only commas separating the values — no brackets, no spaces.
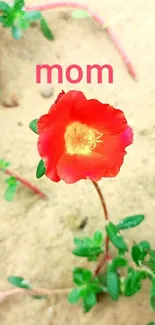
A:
64,121,103,156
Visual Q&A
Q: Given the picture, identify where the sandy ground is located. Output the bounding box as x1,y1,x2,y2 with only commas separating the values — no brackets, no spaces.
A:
0,0,155,324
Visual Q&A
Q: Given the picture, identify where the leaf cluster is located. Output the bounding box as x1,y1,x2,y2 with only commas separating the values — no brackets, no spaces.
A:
4,175,19,201
0,0,54,40
73,231,104,261
69,214,155,324
0,159,19,201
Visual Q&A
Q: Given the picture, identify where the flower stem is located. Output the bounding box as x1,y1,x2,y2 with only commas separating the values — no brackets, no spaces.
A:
0,287,71,303
26,1,137,80
1,168,47,199
91,181,110,275
92,181,108,220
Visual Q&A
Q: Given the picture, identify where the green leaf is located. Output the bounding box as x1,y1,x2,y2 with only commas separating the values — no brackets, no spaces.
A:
148,249,155,262
144,258,155,272
0,1,11,13
123,268,146,297
131,241,150,266
19,17,30,30
25,10,42,22
29,118,38,134
72,233,103,261
107,271,119,300
72,237,91,258
72,246,90,258
40,18,54,40
68,288,81,304
78,286,88,297
3,13,14,27
150,279,155,310
124,268,134,296
82,237,92,245
12,26,22,39
131,245,142,266
36,159,46,179
93,231,103,246
87,248,103,261
0,159,10,170
8,276,31,289
148,323,155,325
72,9,90,19
139,240,150,251
112,256,128,270
0,15,4,23
83,291,97,312
116,214,145,230
132,271,147,292
4,186,16,201
14,0,24,10
73,268,92,285
82,269,92,282
98,274,107,286
4,177,19,201
73,268,84,285
90,280,105,294
5,176,18,186
74,237,82,245
105,222,128,252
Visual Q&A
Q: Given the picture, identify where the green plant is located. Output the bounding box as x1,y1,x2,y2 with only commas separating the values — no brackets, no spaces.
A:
2,93,152,325
7,216,155,324
0,158,47,200
0,0,54,40
6,207,155,325
0,158,19,201
28,93,154,324
68,217,155,320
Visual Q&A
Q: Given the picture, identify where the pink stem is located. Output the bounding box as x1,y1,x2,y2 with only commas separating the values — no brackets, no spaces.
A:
0,287,71,302
91,182,110,275
95,236,110,275
4,168,47,199
26,1,137,80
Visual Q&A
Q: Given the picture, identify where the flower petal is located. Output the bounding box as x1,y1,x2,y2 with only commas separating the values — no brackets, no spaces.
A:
37,123,65,182
73,99,129,135
94,126,133,157
48,90,86,123
37,114,54,134
57,151,124,184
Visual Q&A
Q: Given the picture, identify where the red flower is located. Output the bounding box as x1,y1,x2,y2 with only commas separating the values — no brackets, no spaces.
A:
37,90,133,184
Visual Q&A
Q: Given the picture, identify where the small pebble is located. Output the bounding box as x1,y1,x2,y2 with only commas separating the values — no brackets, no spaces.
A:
65,214,88,231
60,12,70,21
138,128,154,136
2,94,19,108
56,53,61,59
30,21,38,27
47,307,53,321
78,217,88,229
18,121,23,126
40,85,54,98
48,307,53,316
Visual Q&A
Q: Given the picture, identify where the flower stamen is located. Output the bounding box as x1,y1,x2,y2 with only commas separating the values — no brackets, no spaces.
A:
64,122,103,156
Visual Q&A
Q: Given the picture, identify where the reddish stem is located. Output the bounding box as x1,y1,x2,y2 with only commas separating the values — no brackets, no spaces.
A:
0,287,71,303
26,1,137,80
3,168,47,199
91,181,110,275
